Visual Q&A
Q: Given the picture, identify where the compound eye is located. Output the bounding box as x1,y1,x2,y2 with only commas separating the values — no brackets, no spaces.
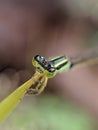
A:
35,55,45,63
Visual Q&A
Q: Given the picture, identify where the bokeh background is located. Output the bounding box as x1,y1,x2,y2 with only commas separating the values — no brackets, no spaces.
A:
0,0,98,129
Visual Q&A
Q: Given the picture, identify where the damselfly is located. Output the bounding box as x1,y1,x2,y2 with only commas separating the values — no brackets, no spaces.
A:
27,55,72,95
0,48,98,123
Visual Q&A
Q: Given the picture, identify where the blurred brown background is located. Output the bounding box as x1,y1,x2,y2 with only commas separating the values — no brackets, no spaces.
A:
0,0,98,129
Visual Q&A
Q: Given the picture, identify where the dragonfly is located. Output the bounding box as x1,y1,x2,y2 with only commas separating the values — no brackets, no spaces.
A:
0,48,98,123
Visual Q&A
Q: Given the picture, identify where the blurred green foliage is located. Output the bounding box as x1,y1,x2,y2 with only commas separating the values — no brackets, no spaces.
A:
0,95,94,130
88,31,98,46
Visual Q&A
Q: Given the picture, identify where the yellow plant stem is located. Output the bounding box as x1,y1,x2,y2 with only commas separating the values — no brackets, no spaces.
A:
0,72,41,123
